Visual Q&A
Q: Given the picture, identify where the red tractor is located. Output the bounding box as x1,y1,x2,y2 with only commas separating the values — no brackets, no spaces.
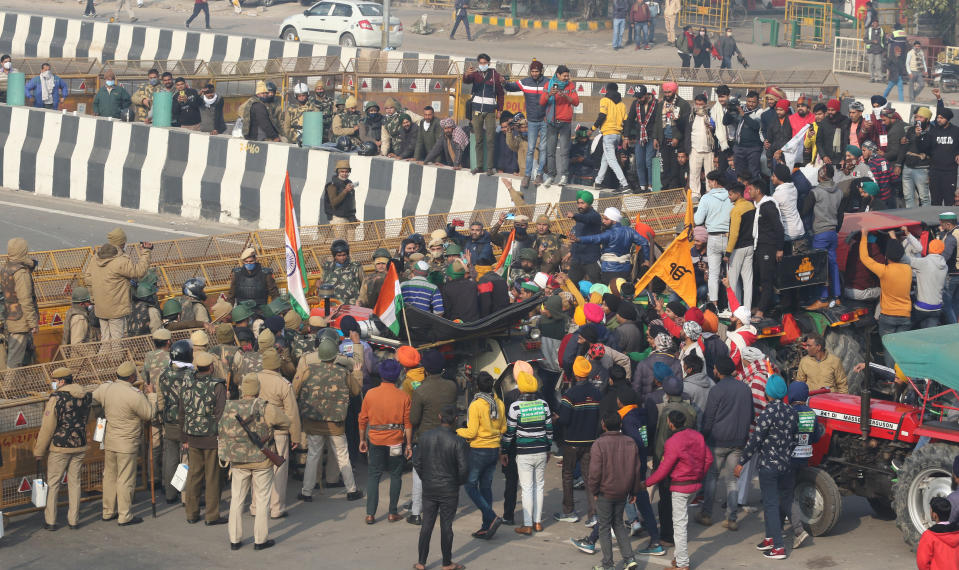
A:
797,325,959,547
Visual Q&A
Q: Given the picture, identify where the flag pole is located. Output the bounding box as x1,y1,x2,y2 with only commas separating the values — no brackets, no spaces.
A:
401,302,413,346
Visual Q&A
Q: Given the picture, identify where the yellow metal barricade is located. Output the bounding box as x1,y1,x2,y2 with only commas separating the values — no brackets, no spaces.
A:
785,0,834,49
678,0,729,35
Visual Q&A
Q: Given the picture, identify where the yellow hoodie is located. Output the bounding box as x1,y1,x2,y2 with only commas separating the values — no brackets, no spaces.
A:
457,395,506,448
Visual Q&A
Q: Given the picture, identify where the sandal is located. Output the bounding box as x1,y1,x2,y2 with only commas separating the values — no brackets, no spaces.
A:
442,565,465,570
413,565,426,570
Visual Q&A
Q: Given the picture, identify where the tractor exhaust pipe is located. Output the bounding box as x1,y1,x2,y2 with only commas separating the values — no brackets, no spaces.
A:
860,330,873,440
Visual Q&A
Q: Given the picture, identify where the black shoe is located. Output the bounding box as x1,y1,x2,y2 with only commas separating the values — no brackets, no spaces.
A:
119,516,144,526
43,523,58,531
297,493,313,502
68,524,80,530
102,514,118,522
502,517,515,526
346,491,364,501
254,539,276,551
270,512,288,520
326,480,345,488
407,514,422,525
187,518,200,524
486,517,503,539
230,542,242,551
166,496,181,505
205,517,228,526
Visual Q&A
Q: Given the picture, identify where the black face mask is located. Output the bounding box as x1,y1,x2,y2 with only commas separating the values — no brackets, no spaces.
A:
259,94,275,103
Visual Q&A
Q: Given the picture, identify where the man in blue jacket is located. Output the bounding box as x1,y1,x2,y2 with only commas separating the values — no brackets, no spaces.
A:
565,190,603,283
694,171,733,308
26,63,69,110
446,220,494,265
572,207,650,283
503,60,548,188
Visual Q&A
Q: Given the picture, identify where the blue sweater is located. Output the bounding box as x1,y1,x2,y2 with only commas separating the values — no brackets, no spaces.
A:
577,223,650,273
570,207,603,264
557,381,602,447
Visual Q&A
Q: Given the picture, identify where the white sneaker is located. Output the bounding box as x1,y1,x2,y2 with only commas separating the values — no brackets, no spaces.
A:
557,175,568,186
793,530,810,549
542,175,554,186
716,309,732,319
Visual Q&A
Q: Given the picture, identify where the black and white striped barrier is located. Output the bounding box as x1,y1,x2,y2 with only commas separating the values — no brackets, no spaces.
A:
0,105,582,229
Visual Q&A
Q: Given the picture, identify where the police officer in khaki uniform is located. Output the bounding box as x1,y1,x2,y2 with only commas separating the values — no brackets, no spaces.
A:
191,330,230,381
34,367,92,530
221,374,291,551
92,361,156,525
143,328,171,482
3,237,38,368
249,348,301,519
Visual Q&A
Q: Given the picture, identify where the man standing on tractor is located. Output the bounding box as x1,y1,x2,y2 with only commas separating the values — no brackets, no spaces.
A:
901,231,948,330
857,229,913,367
749,178,784,319
939,212,959,325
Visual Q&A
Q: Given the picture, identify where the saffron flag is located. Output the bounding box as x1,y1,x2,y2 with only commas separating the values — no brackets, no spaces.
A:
683,187,694,240
283,173,310,319
374,262,402,335
633,233,698,307
494,228,516,275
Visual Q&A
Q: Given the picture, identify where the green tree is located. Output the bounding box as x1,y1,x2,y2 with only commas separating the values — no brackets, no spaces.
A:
906,0,957,43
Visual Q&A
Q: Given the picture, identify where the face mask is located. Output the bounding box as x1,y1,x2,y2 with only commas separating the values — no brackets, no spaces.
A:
2,61,10,70
700,31,705,35
149,78,159,86
244,263,257,271
259,94,274,103
41,70,51,79
105,80,115,87
478,64,489,72
727,32,732,36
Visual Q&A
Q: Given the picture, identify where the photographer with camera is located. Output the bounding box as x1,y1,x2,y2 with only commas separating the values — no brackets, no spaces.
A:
726,91,763,180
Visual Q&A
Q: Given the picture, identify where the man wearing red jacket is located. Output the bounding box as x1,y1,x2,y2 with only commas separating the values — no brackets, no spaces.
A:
916,497,959,570
539,65,580,186
787,96,815,137
643,410,713,570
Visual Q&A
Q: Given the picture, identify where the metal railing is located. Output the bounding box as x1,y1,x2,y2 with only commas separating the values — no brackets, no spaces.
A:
785,0,835,49
678,0,729,35
832,36,867,76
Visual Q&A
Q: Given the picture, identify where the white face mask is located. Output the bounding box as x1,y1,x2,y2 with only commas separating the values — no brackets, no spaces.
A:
726,32,732,36
2,61,10,70
478,64,489,72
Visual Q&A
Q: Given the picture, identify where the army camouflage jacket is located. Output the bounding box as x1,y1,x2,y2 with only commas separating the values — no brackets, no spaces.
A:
320,259,364,304
282,99,320,144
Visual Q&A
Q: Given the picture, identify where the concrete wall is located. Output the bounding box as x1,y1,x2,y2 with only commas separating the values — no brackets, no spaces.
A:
0,105,581,229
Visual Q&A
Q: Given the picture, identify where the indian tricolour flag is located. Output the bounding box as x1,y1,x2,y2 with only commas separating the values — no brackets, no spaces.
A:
374,262,402,335
494,228,516,276
283,173,309,318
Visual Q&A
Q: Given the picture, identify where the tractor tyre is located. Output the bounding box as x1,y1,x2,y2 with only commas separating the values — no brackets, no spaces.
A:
824,327,867,395
893,442,957,548
795,466,842,537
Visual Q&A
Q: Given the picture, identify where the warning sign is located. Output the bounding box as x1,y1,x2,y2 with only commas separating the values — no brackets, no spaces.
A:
18,477,31,493
52,313,63,326
15,411,27,427
433,80,442,90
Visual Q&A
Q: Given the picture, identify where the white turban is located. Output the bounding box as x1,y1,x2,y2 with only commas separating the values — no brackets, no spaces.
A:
603,207,623,223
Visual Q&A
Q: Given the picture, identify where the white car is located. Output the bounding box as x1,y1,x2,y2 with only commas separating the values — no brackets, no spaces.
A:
280,0,403,48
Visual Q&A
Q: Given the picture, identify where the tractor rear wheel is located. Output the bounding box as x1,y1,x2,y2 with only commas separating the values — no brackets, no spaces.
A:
893,442,957,548
795,466,842,536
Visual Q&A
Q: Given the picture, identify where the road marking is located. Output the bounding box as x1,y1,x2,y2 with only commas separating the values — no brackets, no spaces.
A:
0,200,207,237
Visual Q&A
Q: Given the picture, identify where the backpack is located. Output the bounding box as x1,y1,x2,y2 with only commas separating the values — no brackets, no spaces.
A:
217,398,272,464
181,374,225,437
297,361,350,422
52,391,93,448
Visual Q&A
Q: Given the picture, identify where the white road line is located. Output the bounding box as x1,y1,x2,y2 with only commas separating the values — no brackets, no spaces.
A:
0,199,207,237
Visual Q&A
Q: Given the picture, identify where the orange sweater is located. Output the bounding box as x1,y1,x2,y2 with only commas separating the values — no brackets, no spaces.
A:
358,382,412,446
859,235,912,318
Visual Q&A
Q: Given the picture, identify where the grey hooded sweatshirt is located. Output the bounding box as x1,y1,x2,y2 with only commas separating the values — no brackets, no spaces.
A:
809,179,843,235
903,233,947,312
683,370,715,429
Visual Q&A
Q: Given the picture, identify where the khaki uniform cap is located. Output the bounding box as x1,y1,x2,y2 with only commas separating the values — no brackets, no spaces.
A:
152,328,172,341
190,330,210,347
194,352,215,368
51,367,73,379
261,348,281,371
240,247,257,261
241,374,260,397
116,361,137,379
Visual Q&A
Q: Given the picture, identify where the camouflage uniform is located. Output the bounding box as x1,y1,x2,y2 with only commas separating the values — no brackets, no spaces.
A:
508,263,536,288
210,343,240,398
296,360,351,422
156,365,192,501
357,271,387,308
331,110,363,147
232,349,263,385
319,259,364,305
217,398,273,465
128,299,161,337
309,92,336,141
290,332,316,366
533,232,565,273
142,347,169,473
131,82,158,123
178,297,210,323
281,99,320,145
181,373,226,438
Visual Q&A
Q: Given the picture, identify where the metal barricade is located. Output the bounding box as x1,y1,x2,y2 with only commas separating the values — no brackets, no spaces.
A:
55,329,199,362
854,7,913,38
785,0,834,49
552,188,687,248
343,56,461,118
833,36,867,76
678,0,729,35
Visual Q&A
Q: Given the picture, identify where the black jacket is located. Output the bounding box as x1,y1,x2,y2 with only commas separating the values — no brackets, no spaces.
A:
441,277,480,323
173,88,201,127
900,121,933,169
623,99,660,142
817,114,850,164
701,375,754,447
763,114,793,158
926,100,959,171
755,198,785,252
477,270,510,317
652,96,691,145
412,425,469,497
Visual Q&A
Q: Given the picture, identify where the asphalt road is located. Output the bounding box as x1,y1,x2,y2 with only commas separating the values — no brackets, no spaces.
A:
0,455,917,569
0,188,249,251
